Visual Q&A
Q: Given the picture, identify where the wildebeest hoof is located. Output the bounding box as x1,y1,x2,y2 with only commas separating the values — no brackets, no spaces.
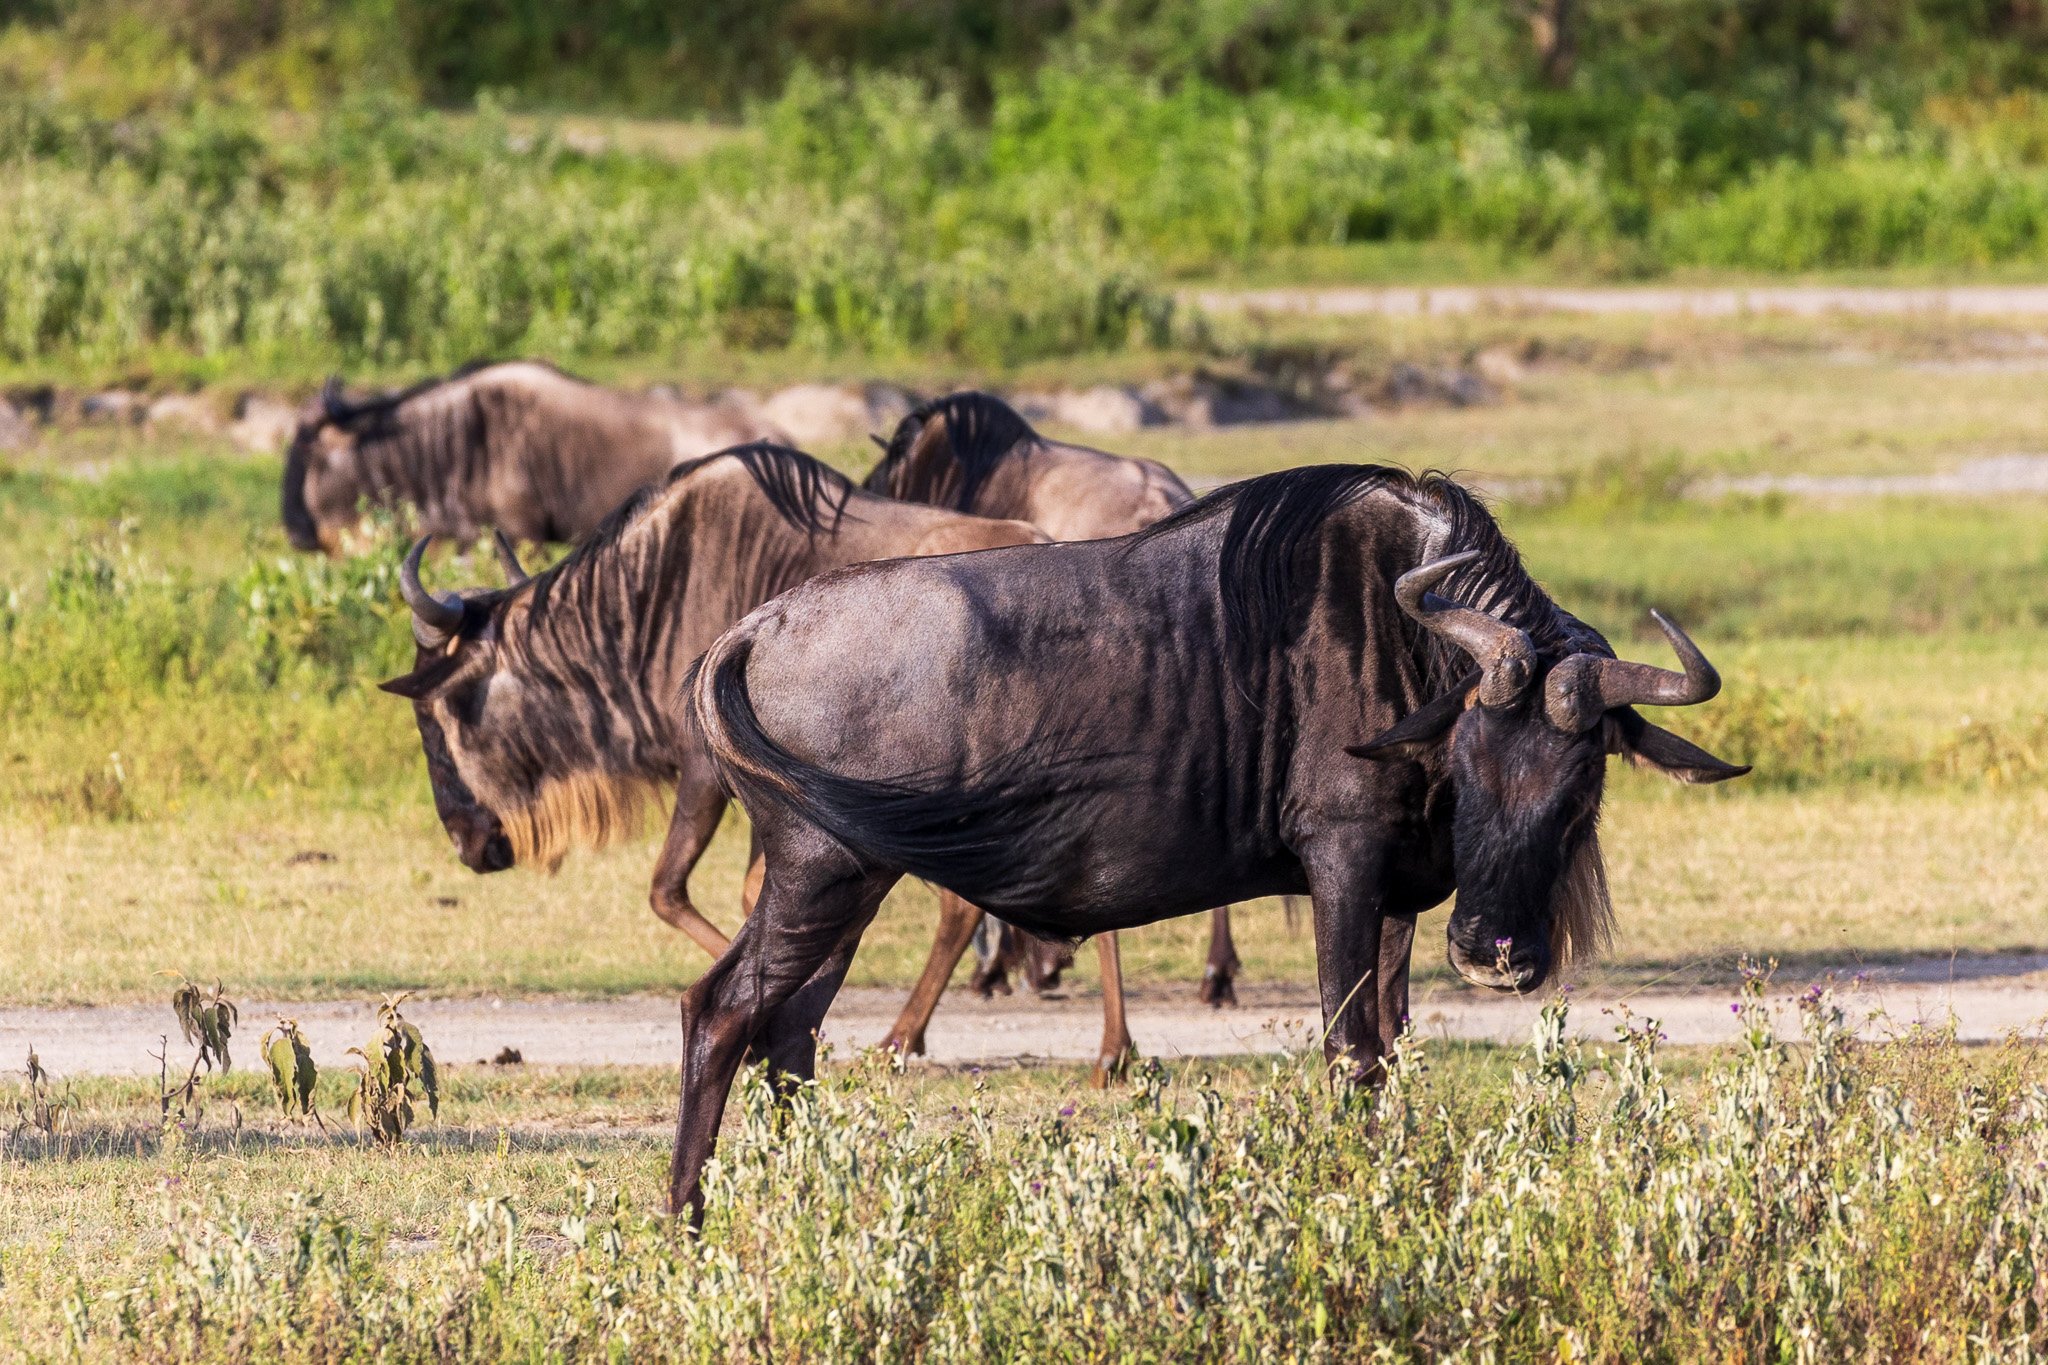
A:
970,966,1012,998
880,1031,926,1058
1199,967,1238,1009
1089,1047,1137,1089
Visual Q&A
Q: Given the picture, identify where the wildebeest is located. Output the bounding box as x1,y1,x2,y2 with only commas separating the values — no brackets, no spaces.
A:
670,462,1746,1217
283,361,782,552
865,390,1246,1065
375,441,1045,998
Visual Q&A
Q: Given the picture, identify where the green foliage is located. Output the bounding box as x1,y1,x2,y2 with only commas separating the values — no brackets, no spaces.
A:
40,1006,2048,1358
1668,671,1868,790
167,973,236,1073
345,992,436,1145
259,1018,317,1122
17,7,2048,372
1932,713,2048,788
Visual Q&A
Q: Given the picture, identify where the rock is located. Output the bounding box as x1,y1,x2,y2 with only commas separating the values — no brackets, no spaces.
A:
862,382,921,436
1013,385,1164,435
759,383,875,447
0,398,33,452
229,394,302,454
1138,375,1302,428
80,390,147,424
146,393,222,435
1379,363,1493,408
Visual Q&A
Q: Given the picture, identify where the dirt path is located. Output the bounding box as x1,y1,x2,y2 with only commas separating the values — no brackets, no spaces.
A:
9,956,2048,1078
1193,283,2048,318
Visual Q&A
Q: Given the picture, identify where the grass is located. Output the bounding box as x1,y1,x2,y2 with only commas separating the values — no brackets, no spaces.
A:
5,992,2048,1358
3,315,2048,1003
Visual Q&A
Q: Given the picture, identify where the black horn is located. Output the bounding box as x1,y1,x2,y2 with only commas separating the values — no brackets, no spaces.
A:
492,529,531,586
1545,609,1721,732
320,376,346,420
1395,551,1536,706
400,536,465,637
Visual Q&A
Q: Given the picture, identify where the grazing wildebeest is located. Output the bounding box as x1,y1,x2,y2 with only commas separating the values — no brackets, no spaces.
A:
283,361,782,552
672,462,1747,1218
864,390,1246,1068
375,441,1045,993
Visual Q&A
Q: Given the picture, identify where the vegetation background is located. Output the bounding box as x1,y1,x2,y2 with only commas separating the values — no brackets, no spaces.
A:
16,2,2048,376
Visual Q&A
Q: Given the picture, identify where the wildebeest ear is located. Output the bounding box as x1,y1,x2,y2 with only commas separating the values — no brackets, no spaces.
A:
1607,707,1751,784
1345,675,1478,761
377,652,465,700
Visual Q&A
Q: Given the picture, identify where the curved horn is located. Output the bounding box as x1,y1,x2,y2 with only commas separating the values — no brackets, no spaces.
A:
1545,609,1722,732
492,529,531,586
320,376,346,420
1395,551,1536,706
400,536,464,637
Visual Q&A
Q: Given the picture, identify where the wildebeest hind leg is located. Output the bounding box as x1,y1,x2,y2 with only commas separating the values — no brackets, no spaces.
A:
668,850,898,1224
1198,906,1241,1008
647,767,732,959
881,890,983,1057
1090,932,1136,1089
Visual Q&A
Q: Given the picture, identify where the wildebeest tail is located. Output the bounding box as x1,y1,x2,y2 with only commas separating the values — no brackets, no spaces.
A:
691,627,1108,921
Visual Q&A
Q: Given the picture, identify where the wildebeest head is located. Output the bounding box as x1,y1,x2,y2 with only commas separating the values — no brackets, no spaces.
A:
281,379,364,552
1349,550,1747,993
376,533,631,876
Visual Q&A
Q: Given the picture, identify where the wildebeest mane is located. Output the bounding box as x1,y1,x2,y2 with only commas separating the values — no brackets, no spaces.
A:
695,637,1115,929
1137,464,1611,688
318,358,509,428
864,391,1038,511
671,442,855,538
522,443,857,627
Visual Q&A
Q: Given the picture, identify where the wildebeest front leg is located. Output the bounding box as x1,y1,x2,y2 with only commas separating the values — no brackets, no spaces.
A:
1091,932,1136,1088
1303,847,1388,1082
1198,906,1241,1007
668,855,898,1224
881,890,984,1057
647,766,732,959
1376,911,1418,1058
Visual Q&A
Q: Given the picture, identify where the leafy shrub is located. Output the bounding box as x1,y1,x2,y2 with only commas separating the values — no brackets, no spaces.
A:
346,994,438,1145
1931,714,2048,789
1656,670,1865,790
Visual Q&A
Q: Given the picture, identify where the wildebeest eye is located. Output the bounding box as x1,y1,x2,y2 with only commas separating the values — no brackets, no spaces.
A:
442,680,492,728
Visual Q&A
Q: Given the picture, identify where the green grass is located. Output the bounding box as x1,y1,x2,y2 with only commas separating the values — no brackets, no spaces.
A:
4,996,2047,1359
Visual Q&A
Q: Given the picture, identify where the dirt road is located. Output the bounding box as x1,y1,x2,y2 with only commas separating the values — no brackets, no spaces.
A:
9,955,2048,1078
1193,283,2048,318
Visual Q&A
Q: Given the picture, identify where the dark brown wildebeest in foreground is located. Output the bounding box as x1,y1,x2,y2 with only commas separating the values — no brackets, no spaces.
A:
670,462,1748,1219
864,390,1245,1066
375,442,1046,1011
283,361,782,552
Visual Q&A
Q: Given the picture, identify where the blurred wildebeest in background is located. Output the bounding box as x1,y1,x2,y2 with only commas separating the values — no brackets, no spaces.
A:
865,390,1245,1064
376,442,1063,1051
282,361,784,552
670,463,1747,1218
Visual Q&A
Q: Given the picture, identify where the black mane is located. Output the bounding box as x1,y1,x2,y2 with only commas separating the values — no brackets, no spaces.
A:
318,358,512,429
1134,464,1609,687
523,442,856,622
672,442,856,538
864,391,1038,510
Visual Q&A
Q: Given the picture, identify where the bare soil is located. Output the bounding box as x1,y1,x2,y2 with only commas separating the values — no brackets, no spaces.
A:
10,955,2047,1078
